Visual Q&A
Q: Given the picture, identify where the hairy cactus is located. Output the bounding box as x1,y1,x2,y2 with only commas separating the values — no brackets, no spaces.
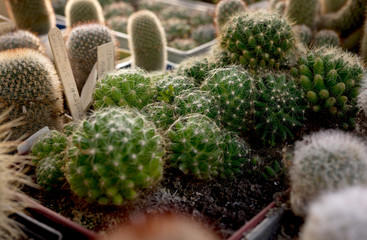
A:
318,0,366,37
103,2,133,20
67,108,165,205
66,23,115,93
321,0,347,13
141,102,176,130
190,11,213,28
93,68,156,110
201,67,254,132
0,49,64,140
65,0,104,29
313,30,340,47
291,47,364,129
300,187,367,240
293,25,312,47
220,11,295,70
36,155,65,191
290,130,367,217
285,0,318,28
156,75,195,103
0,30,42,52
252,74,306,146
164,19,191,41
106,16,128,33
192,24,216,45
128,10,167,72
5,0,55,35
215,0,247,32
169,38,197,51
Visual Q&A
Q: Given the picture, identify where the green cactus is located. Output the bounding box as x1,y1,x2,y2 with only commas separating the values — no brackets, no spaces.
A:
190,11,213,28
291,47,364,129
313,30,341,47
65,0,104,29
103,2,134,20
169,38,198,51
5,0,55,35
215,0,247,32
106,16,128,33
66,23,115,92
141,102,176,130
0,49,64,140
201,67,254,132
128,10,167,72
156,75,195,103
321,0,348,14
0,30,43,52
220,11,296,70
290,130,367,217
318,0,367,37
293,25,312,47
285,0,318,28
164,19,191,41
93,68,156,110
36,155,66,191
192,24,216,45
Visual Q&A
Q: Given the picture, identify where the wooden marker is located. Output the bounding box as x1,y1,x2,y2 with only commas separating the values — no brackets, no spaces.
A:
48,27,85,120
81,63,98,111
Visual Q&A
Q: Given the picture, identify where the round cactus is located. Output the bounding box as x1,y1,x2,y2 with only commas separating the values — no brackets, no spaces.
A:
106,16,128,33
169,38,198,51
300,186,367,240
313,30,341,47
220,11,296,70
93,68,156,110
0,30,42,52
65,0,104,29
293,25,312,47
164,19,191,41
103,2,133,20
141,102,176,130
36,155,66,191
215,0,247,32
67,108,165,205
192,24,216,45
291,47,364,129
290,130,367,217
156,75,195,103
285,0,318,28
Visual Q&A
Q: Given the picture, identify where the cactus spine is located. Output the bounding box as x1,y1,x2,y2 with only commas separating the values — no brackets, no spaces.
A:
0,30,43,52
128,10,167,72
285,0,318,28
215,0,247,32
65,0,104,29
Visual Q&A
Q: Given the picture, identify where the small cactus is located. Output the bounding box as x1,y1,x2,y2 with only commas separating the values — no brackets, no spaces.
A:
141,102,176,130
313,30,341,47
156,75,195,103
0,30,42,52
67,107,165,205
290,130,367,217
285,0,318,28
192,24,216,45
103,2,133,20
215,0,247,32
128,10,167,72
293,25,312,47
65,0,104,29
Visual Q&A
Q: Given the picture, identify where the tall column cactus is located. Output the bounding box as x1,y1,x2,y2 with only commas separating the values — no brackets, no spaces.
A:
285,0,318,28
65,0,104,29
127,10,167,72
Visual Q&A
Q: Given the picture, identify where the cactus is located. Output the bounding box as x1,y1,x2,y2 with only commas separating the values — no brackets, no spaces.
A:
215,0,247,32
190,11,213,28
285,0,318,28
106,16,128,33
220,11,296,70
93,68,156,110
156,75,195,103
169,38,198,51
313,30,340,47
0,49,64,140
65,0,104,29
291,47,364,129
252,74,306,146
293,25,312,47
137,0,166,13
321,0,348,14
5,0,56,35
36,155,66,191
289,130,367,217
141,102,176,130
128,10,167,72
0,30,43,52
67,108,165,205
192,24,216,45
164,19,191,41
300,187,367,240
201,67,254,132
161,6,192,20
103,2,134,20
318,0,367,37
66,23,115,93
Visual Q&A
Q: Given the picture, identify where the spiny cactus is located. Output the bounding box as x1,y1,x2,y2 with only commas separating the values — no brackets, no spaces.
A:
0,49,64,140
36,155,66,191
192,24,216,45
169,38,197,51
215,0,247,32
141,102,176,130
5,0,56,35
252,74,306,146
67,108,165,205
300,187,367,240
220,11,296,70
103,2,133,20
164,19,191,41
321,0,347,13
106,16,128,33
0,30,42,52
293,25,312,47
291,47,364,129
285,0,318,28
190,11,213,28
31,130,67,164
201,67,254,132
65,0,104,29
66,23,115,93
290,130,367,217
128,10,167,72
93,68,156,110
156,75,195,103
313,30,340,47
318,0,366,37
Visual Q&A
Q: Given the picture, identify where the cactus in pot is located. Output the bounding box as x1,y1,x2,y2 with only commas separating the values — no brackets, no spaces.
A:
65,0,104,29
215,0,247,32
285,0,318,28
0,30,43,52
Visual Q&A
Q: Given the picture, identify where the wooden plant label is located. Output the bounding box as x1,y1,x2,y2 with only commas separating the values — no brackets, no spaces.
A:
97,42,115,78
80,63,98,111
48,27,85,120
17,127,50,155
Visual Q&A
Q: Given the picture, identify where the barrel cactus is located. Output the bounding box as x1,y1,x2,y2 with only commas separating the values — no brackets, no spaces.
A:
215,0,247,32
313,30,341,47
0,30,42,52
67,108,165,205
65,0,104,29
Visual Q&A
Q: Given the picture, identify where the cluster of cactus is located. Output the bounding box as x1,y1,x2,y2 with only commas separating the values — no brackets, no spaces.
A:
285,0,318,28
66,23,115,92
192,24,216,45
215,0,247,32
103,2,133,20
65,0,104,29
291,47,364,129
313,30,341,47
290,130,367,217
0,49,64,140
67,108,165,205
0,30,42,52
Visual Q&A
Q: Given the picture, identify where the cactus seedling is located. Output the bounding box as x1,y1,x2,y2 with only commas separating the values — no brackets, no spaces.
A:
65,0,104,29
215,0,247,32
0,30,42,52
